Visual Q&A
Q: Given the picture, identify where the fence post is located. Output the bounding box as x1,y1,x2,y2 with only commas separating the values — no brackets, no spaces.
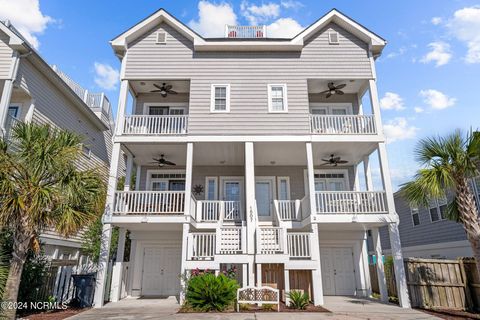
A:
459,258,473,310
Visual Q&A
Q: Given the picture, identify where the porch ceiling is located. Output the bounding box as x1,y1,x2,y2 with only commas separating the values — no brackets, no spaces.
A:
130,80,190,94
312,141,377,166
307,79,367,94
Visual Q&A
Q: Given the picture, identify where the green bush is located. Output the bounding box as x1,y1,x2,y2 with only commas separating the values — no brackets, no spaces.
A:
287,290,309,310
261,303,276,311
186,273,239,311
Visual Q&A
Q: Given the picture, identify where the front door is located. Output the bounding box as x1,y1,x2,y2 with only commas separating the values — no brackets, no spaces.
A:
320,247,356,295
255,178,274,221
141,246,181,296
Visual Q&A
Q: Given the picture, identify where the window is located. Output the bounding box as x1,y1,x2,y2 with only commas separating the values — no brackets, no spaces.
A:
81,144,91,158
268,84,288,112
156,31,167,44
429,197,448,222
277,177,290,200
8,105,19,118
210,84,230,112
411,206,420,226
205,177,218,200
328,31,339,44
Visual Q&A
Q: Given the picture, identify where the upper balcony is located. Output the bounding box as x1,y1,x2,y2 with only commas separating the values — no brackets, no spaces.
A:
226,25,267,39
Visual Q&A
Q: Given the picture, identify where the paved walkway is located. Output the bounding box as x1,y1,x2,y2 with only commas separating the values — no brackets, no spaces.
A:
68,296,438,320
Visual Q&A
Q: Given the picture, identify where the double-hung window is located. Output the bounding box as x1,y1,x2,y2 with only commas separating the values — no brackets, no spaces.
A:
211,84,230,112
268,84,288,112
429,197,448,222
410,205,420,226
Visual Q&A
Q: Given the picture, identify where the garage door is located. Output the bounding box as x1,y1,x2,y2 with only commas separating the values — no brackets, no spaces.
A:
141,246,181,296
320,247,356,295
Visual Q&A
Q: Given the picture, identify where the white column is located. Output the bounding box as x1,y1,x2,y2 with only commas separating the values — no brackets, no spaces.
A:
115,79,129,136
0,51,20,132
116,228,127,262
242,264,248,287
248,261,255,286
388,223,410,308
124,154,134,191
377,143,396,215
306,143,316,215
363,155,374,191
245,142,256,255
310,223,324,305
110,228,126,302
134,165,141,191
361,233,372,297
256,263,262,287
284,269,290,305
179,223,190,304
93,142,122,308
25,100,35,123
354,163,361,191
368,78,384,137
184,143,193,216
371,227,387,302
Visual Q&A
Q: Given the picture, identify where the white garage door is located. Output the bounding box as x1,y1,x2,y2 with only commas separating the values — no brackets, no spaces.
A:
320,247,356,296
141,246,181,296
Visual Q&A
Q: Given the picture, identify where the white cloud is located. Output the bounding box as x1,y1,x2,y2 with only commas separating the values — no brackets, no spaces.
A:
447,6,480,63
267,18,303,38
420,41,452,66
419,89,456,110
383,117,418,143
431,17,443,25
0,0,53,49
94,62,119,91
280,0,304,9
414,107,424,113
386,47,406,59
380,92,405,111
241,1,280,25
188,1,237,37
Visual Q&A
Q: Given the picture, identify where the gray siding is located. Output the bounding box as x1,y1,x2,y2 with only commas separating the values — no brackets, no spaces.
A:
0,31,13,79
15,59,111,176
124,22,372,135
379,192,468,250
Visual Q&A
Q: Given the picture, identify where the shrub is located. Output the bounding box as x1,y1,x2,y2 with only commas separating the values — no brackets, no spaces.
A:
261,303,276,311
186,273,239,311
238,303,250,311
287,290,309,310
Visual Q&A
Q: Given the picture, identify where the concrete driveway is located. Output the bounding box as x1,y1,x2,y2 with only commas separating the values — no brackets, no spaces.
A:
68,296,438,320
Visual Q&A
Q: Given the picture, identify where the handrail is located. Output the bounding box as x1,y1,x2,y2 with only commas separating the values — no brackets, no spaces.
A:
226,25,266,38
123,115,188,135
315,191,388,214
310,114,376,135
113,191,185,215
287,233,311,258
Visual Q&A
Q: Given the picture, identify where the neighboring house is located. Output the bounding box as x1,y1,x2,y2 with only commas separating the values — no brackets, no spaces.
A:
94,8,410,308
376,178,480,259
0,21,115,271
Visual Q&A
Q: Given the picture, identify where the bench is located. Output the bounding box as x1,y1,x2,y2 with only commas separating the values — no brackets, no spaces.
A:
236,286,280,312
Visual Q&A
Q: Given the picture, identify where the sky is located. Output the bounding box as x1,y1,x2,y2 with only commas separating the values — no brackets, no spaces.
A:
1,0,479,190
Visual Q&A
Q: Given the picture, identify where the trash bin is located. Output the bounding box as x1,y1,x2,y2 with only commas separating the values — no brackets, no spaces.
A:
71,273,96,308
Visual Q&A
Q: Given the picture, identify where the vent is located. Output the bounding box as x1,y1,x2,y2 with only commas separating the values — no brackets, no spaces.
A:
156,31,167,44
328,31,339,44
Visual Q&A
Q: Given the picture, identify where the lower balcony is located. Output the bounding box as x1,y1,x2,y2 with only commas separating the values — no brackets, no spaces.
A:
192,200,243,223
256,227,312,260
187,226,246,260
123,115,188,135
112,191,186,215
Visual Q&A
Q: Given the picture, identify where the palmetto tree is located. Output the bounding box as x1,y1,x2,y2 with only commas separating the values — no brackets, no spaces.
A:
0,123,105,319
401,130,480,275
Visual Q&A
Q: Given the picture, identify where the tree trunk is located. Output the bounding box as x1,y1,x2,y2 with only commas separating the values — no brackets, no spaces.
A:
455,178,480,277
2,234,30,320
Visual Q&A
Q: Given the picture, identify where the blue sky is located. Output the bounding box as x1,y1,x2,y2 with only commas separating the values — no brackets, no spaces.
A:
2,0,479,190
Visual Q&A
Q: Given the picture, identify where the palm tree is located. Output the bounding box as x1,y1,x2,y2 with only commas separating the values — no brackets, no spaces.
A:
0,122,105,319
401,130,480,276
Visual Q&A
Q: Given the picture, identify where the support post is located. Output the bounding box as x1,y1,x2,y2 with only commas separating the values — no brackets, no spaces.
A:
377,142,396,215
388,223,410,308
180,223,190,304
245,142,256,255
248,261,255,286
363,155,374,191
184,142,194,216
256,263,262,287
371,227,388,302
134,165,141,191
362,233,372,297
111,228,127,302
0,51,20,133
93,142,122,308
284,269,290,305
115,79,129,136
306,143,316,215
368,79,384,137
124,154,134,191
242,264,248,288
310,223,324,305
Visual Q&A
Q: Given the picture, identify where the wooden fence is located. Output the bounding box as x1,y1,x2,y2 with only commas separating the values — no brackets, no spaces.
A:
370,257,479,311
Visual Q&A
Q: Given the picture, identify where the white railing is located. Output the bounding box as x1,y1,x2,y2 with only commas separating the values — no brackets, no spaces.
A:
123,115,188,135
309,115,377,135
315,191,388,214
113,191,185,215
189,233,215,260
217,227,244,254
4,115,21,140
274,200,299,221
287,233,311,259
257,227,285,254
226,25,266,38
197,200,242,222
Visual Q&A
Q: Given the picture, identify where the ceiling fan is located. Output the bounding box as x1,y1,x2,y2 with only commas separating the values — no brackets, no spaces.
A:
320,82,346,98
321,154,348,166
149,154,176,167
150,83,178,97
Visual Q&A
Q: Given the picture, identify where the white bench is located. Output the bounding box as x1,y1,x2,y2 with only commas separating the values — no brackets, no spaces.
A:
236,286,280,312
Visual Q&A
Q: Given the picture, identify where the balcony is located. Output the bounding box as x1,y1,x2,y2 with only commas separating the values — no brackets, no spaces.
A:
112,191,185,215
257,227,312,259
314,191,387,214
226,25,266,38
309,114,376,135
123,115,188,135
193,200,243,223
187,226,246,260
273,196,310,222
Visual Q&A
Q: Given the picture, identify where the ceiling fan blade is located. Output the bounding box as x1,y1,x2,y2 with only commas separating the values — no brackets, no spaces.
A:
148,161,160,164
321,159,331,162
163,160,176,166
151,158,161,161
326,92,332,98
335,90,344,95
319,90,330,94
320,162,331,166
153,83,163,89
336,160,348,164
333,156,341,161
165,84,173,90
168,90,178,94
335,84,346,89
150,90,162,93
327,82,336,90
